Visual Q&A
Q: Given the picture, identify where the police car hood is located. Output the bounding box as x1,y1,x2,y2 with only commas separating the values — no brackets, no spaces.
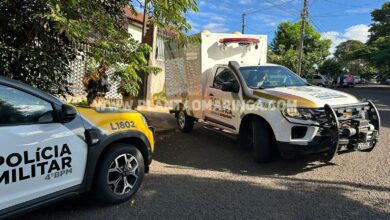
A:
253,86,360,108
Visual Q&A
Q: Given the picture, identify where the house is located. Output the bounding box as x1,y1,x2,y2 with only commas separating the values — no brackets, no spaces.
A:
124,8,166,103
66,8,166,104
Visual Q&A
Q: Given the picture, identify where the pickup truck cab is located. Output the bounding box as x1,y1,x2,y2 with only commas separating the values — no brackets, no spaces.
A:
0,76,154,217
165,32,380,163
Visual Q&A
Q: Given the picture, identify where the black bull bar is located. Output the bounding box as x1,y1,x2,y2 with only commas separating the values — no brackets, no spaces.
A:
321,101,381,161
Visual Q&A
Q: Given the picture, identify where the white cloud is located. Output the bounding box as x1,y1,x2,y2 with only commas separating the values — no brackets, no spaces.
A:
345,7,371,14
199,1,206,6
343,24,370,42
189,11,227,22
263,0,298,7
321,31,345,54
321,24,369,55
211,16,226,22
239,0,252,4
263,18,278,27
203,23,229,33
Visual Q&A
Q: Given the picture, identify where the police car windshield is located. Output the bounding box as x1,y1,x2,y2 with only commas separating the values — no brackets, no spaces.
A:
240,66,307,89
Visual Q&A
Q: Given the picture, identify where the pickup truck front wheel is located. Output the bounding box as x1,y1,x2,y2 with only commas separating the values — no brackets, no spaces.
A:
95,144,145,204
177,110,194,133
251,119,272,163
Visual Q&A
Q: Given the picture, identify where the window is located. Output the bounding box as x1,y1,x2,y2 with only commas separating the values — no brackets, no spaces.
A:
240,66,307,89
155,36,165,61
0,85,54,125
213,68,239,90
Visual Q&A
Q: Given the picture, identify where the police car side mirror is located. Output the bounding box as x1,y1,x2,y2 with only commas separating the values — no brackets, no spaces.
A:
61,104,77,122
221,82,239,93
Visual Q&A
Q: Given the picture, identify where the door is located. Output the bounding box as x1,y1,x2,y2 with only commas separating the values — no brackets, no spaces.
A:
204,67,241,131
0,84,88,211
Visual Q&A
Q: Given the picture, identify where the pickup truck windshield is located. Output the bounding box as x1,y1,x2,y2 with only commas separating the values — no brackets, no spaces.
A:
240,66,307,89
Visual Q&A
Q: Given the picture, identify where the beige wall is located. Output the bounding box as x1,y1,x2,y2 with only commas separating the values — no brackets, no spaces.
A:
127,24,166,102
146,26,166,102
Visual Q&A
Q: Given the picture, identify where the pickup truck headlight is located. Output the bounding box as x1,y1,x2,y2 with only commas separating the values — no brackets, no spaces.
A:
283,107,325,121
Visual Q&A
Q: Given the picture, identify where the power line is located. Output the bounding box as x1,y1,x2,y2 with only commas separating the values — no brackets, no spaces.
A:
310,0,377,17
309,18,325,33
246,0,297,15
259,0,300,17
322,0,376,8
311,13,372,18
242,0,299,33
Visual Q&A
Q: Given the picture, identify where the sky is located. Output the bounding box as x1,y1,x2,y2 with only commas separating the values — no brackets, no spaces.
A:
184,0,387,54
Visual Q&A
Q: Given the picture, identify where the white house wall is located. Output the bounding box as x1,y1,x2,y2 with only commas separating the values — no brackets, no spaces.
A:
128,24,143,42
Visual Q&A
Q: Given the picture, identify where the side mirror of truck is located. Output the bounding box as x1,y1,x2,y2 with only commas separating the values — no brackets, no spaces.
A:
221,82,239,93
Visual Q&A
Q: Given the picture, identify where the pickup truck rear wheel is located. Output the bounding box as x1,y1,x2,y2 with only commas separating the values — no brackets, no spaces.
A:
177,110,194,133
251,119,272,163
95,144,145,204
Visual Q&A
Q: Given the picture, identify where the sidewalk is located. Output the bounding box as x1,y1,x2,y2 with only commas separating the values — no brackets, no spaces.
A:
354,84,390,90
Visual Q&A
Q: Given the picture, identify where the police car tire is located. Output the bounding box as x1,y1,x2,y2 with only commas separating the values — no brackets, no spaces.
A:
252,119,272,163
95,144,145,204
177,110,194,133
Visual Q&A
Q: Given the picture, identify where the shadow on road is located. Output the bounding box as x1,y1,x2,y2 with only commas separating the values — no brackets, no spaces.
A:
155,126,335,176
20,173,389,219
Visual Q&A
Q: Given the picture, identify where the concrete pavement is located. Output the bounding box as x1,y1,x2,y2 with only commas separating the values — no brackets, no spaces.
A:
20,87,390,219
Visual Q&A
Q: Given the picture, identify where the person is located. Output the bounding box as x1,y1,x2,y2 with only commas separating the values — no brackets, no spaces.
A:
347,74,354,88
247,71,268,88
332,75,337,88
337,75,341,87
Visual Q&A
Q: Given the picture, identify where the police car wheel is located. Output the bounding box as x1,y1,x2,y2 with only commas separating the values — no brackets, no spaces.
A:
95,144,145,204
252,119,272,163
177,110,194,133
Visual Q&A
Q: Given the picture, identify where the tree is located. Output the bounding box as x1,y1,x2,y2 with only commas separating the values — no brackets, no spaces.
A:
269,21,331,76
365,2,390,75
319,58,342,75
334,40,365,63
368,2,390,43
334,40,369,76
0,0,75,96
0,0,198,98
351,2,390,77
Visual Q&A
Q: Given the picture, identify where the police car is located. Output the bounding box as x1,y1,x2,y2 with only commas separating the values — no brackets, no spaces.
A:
0,76,155,217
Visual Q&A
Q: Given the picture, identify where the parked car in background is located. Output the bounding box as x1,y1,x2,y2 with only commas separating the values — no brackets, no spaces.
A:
353,76,362,84
379,76,390,85
307,74,331,87
368,76,378,84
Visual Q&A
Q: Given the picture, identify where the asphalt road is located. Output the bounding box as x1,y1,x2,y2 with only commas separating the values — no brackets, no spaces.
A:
21,87,390,219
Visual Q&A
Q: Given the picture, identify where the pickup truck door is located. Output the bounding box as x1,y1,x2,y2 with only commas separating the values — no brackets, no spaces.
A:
0,84,88,211
204,67,242,131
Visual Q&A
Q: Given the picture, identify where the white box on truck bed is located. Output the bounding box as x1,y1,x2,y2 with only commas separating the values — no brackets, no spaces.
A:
165,31,267,119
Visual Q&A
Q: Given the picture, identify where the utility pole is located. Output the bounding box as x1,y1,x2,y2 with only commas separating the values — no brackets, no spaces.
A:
139,0,149,101
141,0,149,41
297,0,308,76
241,13,246,34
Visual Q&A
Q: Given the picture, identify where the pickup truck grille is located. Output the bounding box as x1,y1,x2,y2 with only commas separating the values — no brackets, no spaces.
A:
333,103,370,122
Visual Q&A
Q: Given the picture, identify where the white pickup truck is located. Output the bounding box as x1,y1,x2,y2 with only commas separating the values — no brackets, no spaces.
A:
165,31,380,162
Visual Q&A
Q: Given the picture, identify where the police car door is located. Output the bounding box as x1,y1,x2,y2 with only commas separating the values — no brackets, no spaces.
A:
0,84,88,211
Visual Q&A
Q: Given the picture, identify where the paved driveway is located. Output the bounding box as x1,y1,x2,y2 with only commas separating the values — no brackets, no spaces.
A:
21,87,390,219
